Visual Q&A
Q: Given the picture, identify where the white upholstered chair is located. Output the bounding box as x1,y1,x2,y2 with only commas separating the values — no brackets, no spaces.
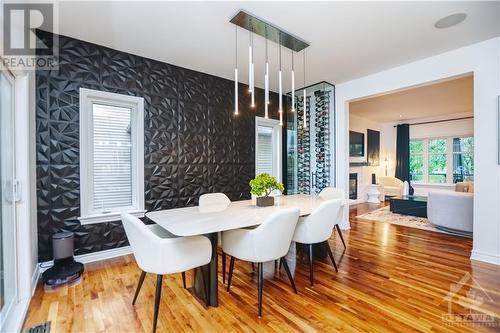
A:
292,199,342,286
222,208,300,317
378,176,404,198
198,193,231,283
121,213,212,333
427,190,473,237
199,193,231,213
318,187,346,249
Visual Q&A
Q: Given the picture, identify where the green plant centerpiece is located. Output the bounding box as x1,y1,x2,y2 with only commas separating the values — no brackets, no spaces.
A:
249,173,284,207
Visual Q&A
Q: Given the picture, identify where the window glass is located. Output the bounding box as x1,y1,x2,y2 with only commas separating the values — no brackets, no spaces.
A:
92,103,133,212
409,139,424,182
453,137,474,183
428,139,447,183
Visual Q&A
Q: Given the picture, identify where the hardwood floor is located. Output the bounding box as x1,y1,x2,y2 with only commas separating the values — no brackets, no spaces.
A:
23,203,500,332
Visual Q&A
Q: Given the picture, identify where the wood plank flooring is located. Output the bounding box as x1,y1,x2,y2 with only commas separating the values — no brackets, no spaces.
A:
23,203,500,332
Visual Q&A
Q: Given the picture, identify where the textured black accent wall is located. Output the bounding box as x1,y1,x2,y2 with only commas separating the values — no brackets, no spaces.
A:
36,31,280,261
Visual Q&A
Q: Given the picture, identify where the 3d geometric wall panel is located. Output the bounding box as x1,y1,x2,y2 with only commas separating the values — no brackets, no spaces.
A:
36,31,280,261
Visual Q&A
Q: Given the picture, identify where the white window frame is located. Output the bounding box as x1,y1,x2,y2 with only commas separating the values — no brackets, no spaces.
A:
255,116,282,183
410,135,473,185
79,88,145,224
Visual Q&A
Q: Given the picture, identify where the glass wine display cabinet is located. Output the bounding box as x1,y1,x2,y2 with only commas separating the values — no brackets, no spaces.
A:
286,82,335,194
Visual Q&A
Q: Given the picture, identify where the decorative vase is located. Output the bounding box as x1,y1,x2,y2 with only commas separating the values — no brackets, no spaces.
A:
256,196,274,207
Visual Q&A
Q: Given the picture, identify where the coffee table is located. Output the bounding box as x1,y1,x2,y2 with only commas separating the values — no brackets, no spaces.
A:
389,195,428,218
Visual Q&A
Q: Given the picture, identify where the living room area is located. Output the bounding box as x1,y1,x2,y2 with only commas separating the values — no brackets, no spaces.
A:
348,74,474,238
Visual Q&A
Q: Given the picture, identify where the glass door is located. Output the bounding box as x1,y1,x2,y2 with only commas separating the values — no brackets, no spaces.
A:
0,70,17,327
286,82,335,194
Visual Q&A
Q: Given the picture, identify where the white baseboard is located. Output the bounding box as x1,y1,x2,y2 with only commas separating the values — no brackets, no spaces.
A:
2,297,31,333
31,264,40,296
40,246,132,273
470,250,500,265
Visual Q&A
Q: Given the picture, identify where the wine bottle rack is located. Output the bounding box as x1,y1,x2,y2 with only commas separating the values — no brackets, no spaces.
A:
297,95,311,194
313,89,330,193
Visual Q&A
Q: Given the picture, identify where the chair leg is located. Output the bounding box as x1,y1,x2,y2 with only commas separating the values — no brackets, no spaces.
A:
181,272,186,289
226,256,235,292
257,262,264,317
153,274,163,333
132,271,147,305
280,257,297,294
335,224,346,249
326,242,339,273
251,262,255,272
199,266,210,307
222,252,226,284
274,259,278,273
308,244,314,286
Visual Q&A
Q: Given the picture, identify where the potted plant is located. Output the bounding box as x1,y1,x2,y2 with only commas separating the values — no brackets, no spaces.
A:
249,173,284,207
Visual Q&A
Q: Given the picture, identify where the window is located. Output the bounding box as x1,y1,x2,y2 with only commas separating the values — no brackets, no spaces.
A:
79,88,145,224
255,117,282,182
453,137,474,183
409,136,473,185
409,139,424,182
428,138,447,183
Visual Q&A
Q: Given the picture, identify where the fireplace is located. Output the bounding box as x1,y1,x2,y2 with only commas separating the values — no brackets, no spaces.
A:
349,173,358,199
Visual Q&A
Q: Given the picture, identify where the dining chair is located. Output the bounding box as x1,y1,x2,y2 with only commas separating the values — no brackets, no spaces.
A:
318,187,347,249
292,199,342,286
198,193,231,283
222,208,300,317
121,213,212,333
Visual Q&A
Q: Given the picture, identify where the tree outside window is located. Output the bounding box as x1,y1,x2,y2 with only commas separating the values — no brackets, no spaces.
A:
409,140,424,182
428,139,447,183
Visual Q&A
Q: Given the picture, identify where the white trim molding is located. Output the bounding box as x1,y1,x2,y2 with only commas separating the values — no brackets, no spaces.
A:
471,250,500,266
40,246,133,273
79,88,145,224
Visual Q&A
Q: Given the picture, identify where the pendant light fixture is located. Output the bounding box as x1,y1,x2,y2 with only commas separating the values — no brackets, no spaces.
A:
251,31,255,108
291,50,295,113
303,49,307,128
249,26,255,107
278,34,283,126
264,26,269,119
230,10,310,118
248,27,252,94
234,26,238,116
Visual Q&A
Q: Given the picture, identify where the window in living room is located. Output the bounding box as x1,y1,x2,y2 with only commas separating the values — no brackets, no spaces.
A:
410,136,474,185
409,139,424,182
453,136,474,183
428,138,447,183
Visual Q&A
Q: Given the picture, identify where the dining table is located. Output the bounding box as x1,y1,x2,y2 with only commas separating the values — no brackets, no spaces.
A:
146,194,347,307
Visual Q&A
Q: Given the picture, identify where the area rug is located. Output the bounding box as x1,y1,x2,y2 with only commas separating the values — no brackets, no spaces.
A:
356,206,448,234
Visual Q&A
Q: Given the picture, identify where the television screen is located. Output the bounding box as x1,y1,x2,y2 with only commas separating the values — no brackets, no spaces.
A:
349,131,364,156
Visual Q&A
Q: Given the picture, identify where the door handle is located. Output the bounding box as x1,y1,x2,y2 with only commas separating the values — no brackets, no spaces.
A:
13,179,21,202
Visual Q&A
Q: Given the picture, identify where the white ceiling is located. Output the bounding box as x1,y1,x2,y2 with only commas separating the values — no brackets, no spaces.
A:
53,1,499,91
349,74,473,123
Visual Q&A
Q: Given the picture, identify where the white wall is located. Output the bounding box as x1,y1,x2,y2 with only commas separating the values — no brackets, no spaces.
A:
335,37,500,265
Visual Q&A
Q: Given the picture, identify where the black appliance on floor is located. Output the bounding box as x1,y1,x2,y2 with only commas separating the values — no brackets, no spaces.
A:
42,232,84,288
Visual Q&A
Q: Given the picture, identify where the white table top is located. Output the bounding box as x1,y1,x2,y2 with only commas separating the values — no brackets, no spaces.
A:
146,194,346,237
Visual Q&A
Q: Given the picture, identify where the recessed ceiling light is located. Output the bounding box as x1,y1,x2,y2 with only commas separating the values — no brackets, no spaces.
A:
434,13,467,29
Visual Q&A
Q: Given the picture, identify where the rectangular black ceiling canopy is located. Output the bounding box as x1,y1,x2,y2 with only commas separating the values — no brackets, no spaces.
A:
230,10,310,52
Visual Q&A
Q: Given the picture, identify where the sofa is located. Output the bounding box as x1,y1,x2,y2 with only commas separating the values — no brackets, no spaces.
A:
455,181,474,193
378,176,404,198
427,190,473,237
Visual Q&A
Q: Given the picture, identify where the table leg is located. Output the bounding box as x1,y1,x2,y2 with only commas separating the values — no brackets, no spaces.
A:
193,232,218,307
